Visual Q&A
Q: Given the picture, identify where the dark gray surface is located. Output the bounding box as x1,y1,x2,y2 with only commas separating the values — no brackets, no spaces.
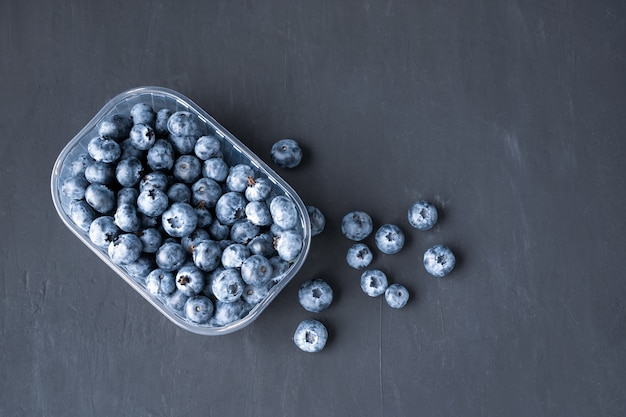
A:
2,1,625,416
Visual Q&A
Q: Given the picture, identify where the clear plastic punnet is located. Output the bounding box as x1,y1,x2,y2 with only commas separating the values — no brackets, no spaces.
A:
51,86,311,335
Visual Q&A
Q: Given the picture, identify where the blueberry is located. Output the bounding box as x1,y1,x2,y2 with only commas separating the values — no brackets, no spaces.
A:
423,245,456,277
375,224,405,255
146,139,175,171
247,233,275,257
269,256,290,282
245,177,273,202
242,282,272,305
114,203,141,233
269,196,299,230
84,161,116,185
194,134,222,160
230,219,260,244
175,265,205,296
139,171,170,192
119,138,146,160
211,268,245,302
184,295,214,324
168,134,197,155
194,206,213,228
245,201,272,227
166,182,192,204
155,241,187,272
97,114,132,141
130,103,156,127
385,284,409,308
69,200,96,232
211,299,246,326
61,176,89,200
84,183,116,214
124,255,155,282
191,177,222,208
69,153,93,177
155,108,172,137
181,228,211,253
161,202,198,238
87,136,121,163
293,319,328,353
173,154,202,184
129,124,156,150
108,233,143,265
341,211,373,241
221,243,250,269
408,200,438,231
226,164,255,192
360,269,388,297
88,216,120,249
271,139,303,169
138,228,162,253
167,111,204,137
240,255,273,285
192,240,222,272
202,158,229,183
145,268,176,296
114,157,144,188
117,187,139,206
306,205,326,237
275,229,303,262
346,243,374,269
165,290,189,312
298,278,333,313
208,219,231,241
137,188,169,217
215,192,246,225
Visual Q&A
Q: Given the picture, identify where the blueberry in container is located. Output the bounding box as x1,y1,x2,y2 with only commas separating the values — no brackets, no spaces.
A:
51,86,311,335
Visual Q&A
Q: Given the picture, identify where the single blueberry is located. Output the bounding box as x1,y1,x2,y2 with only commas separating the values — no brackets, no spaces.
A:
245,177,273,202
269,196,299,230
184,295,214,324
423,245,456,277
138,228,162,253
385,284,409,308
108,233,143,265
115,157,144,188
87,136,121,163
114,203,141,233
117,187,139,206
346,243,374,269
145,268,176,296
191,177,222,208
242,282,272,305
293,319,328,353
154,108,172,137
167,111,204,137
202,158,229,183
139,171,170,192
169,134,197,155
375,224,405,255
341,211,373,241
245,201,272,227
211,299,246,326
129,124,156,150
215,192,247,225
164,290,189,312
195,206,213,228
192,240,222,272
298,278,333,313
306,205,326,237
408,200,438,231
84,161,116,185
194,134,222,160
130,103,156,127
69,153,93,177
175,265,205,296
97,114,132,141
221,243,250,269
161,202,198,238
230,219,261,244
173,154,202,184
275,229,303,262
240,255,273,286
208,219,231,241
84,183,116,214
271,138,303,169
247,233,276,258
211,268,245,302
137,188,169,217
155,241,187,272
360,269,389,297
146,139,175,171
166,182,192,204
69,200,96,232
89,216,120,249
226,164,255,193
61,176,89,200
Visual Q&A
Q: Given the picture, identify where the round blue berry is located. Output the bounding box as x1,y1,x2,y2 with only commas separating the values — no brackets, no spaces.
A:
293,319,328,353
385,284,409,308
173,155,202,184
423,245,456,277
69,200,96,233
298,278,333,313
114,203,141,233
194,134,222,160
175,265,205,296
271,139,303,169
145,269,176,296
108,233,143,265
88,216,120,249
130,103,156,127
184,295,214,324
147,139,175,171
375,224,405,255
129,124,156,150
137,188,169,217
215,192,247,225
202,158,229,183
341,211,373,241
240,255,273,286
408,200,438,231
346,243,373,269
269,196,299,230
221,243,250,269
192,240,222,272
84,161,116,185
191,177,222,208
97,114,132,141
245,177,273,202
161,202,198,238
360,269,388,297
155,241,187,272
84,183,115,214
275,229,303,262
211,268,245,302
155,108,172,137
138,228,162,253
226,164,255,192
61,176,89,200
306,205,326,237
211,299,246,326
88,136,121,163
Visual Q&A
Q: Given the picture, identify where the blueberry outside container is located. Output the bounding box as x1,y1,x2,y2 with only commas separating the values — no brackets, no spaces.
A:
51,86,311,335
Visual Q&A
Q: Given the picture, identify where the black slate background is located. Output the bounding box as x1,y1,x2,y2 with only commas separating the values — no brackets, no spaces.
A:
2,1,625,416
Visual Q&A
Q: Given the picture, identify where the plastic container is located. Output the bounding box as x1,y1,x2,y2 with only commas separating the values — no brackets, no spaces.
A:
51,86,311,335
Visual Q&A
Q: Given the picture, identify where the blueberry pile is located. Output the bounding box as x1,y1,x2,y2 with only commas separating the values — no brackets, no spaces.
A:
59,102,308,328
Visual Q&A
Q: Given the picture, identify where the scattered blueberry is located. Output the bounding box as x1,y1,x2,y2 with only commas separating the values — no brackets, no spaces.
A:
374,224,405,255
306,205,326,237
346,243,373,269
298,278,333,313
408,200,438,230
271,139,303,169
385,284,409,308
341,211,373,241
293,319,328,353
360,269,388,297
423,245,456,277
